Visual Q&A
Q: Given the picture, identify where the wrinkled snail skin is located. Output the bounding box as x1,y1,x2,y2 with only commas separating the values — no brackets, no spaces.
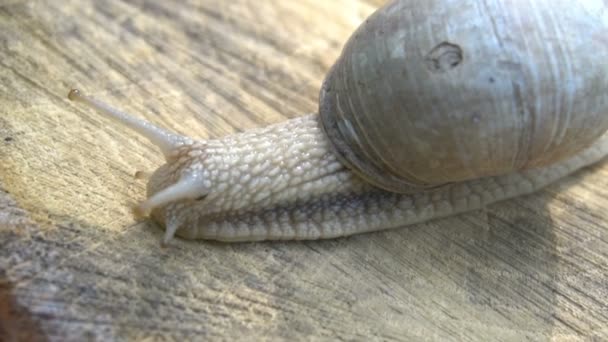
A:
146,114,366,241
147,115,608,242
67,0,608,243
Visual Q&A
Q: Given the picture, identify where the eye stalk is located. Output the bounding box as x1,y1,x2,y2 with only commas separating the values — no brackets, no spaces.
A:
67,89,187,159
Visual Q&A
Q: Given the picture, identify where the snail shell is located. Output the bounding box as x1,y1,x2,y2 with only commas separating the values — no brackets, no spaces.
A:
320,0,608,193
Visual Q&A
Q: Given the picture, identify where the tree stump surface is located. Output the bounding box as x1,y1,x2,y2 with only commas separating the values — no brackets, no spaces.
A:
1,1,607,340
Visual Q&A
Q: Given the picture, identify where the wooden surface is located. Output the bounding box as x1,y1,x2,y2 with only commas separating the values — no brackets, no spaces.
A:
1,0,608,340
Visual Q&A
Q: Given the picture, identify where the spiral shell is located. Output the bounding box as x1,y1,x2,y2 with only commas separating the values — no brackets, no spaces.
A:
320,0,608,193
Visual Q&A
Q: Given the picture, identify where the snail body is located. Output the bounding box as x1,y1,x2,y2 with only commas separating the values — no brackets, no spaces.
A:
68,0,608,243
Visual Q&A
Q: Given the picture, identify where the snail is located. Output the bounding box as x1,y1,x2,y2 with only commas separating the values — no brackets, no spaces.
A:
68,0,608,243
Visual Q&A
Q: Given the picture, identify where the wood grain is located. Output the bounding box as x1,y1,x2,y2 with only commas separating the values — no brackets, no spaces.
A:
1,0,607,340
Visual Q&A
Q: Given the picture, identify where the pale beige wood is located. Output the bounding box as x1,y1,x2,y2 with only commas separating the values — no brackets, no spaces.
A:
1,1,607,340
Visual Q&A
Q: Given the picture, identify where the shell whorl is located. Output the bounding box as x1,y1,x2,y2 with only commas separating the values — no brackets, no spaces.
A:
319,0,608,193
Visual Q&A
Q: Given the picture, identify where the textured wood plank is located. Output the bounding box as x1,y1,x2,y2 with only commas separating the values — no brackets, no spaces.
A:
1,0,607,340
